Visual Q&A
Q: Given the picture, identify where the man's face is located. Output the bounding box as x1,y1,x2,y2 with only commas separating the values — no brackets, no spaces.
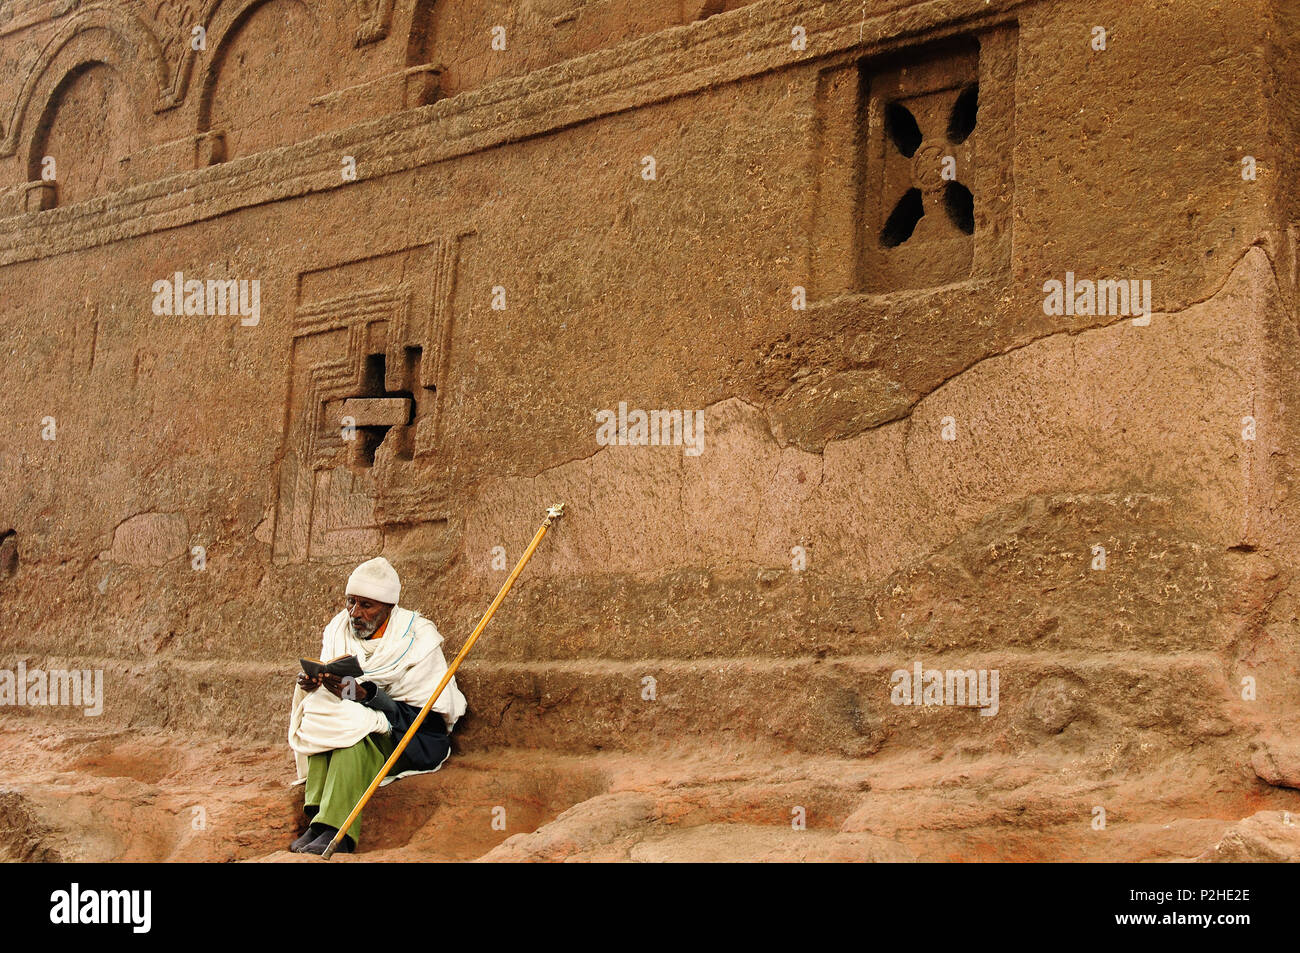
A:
347,595,392,639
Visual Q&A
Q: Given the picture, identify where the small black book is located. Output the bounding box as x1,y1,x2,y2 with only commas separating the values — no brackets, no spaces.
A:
299,654,363,679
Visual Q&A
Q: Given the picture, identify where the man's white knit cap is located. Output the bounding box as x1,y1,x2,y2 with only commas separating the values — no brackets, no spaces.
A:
346,556,400,605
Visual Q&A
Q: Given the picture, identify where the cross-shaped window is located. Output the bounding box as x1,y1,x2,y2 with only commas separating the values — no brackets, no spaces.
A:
322,351,419,469
859,42,981,292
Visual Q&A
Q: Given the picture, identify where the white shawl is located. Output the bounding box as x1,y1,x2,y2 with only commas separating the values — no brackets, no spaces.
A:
288,605,468,781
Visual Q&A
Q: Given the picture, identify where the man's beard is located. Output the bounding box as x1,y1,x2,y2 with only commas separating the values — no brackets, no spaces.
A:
351,617,380,639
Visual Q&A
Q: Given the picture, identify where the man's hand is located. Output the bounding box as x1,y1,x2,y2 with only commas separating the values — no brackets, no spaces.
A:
297,672,322,692
321,673,368,702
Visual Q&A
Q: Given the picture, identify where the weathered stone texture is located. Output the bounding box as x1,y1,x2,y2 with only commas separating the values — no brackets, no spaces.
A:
1,0,1300,861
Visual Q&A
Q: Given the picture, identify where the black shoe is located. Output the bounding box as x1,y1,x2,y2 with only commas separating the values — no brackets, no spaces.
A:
290,823,327,853
302,826,354,856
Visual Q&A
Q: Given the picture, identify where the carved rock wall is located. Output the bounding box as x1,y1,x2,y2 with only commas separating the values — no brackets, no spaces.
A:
0,0,1296,790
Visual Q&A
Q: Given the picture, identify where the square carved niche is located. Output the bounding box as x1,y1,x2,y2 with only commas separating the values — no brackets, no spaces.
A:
812,26,1016,297
271,236,469,565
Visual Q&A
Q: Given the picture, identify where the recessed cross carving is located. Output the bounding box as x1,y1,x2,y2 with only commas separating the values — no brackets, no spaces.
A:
321,351,419,469
273,234,469,565
878,82,978,247
860,43,981,293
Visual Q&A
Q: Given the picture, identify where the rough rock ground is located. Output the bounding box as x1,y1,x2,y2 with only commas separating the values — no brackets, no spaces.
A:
5,717,1300,862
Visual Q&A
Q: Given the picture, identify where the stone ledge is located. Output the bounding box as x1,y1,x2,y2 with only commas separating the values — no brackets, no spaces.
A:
0,649,1238,759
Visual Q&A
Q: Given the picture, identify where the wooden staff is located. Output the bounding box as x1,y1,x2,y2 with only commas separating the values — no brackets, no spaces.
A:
321,502,565,860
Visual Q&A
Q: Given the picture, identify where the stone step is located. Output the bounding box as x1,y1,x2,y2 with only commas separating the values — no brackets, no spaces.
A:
0,650,1244,759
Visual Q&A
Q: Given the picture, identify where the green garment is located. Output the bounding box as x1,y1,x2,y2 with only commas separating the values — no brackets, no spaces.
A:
304,733,415,846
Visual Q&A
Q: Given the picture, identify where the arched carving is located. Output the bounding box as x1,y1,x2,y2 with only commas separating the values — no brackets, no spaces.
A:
168,0,380,108
1,4,169,158
27,60,148,204
194,0,339,158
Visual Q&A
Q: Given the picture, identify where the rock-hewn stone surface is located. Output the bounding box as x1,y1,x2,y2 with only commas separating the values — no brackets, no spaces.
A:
2,0,1300,861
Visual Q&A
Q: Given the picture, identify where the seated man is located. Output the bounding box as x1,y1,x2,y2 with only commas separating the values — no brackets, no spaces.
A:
287,556,467,855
